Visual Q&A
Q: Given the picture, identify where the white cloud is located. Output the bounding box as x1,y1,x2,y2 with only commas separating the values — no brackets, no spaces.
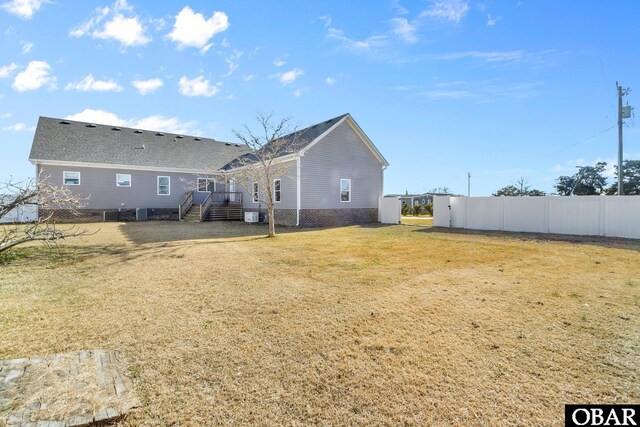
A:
65,74,123,92
131,78,163,95
64,109,199,135
293,88,308,97
65,109,126,126
242,74,255,82
391,17,418,43
178,75,220,97
273,59,285,67
70,0,150,47
167,6,229,52
278,68,303,85
487,14,502,26
435,50,524,62
1,0,43,19
2,122,35,131
0,62,19,78
12,60,55,91
222,50,243,78
318,15,332,28
419,0,469,24
325,76,337,85
327,28,387,51
1,112,12,119
132,115,197,134
94,14,150,46
20,40,33,53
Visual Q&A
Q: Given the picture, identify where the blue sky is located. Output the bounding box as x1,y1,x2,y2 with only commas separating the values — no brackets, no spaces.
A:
0,0,638,196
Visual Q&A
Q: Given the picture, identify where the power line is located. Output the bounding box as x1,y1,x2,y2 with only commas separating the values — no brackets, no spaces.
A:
545,124,616,157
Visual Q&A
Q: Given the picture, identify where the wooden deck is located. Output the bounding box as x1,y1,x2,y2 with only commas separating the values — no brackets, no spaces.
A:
0,350,140,426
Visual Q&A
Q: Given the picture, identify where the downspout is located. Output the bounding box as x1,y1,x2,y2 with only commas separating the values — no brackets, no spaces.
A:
380,165,387,222
296,156,301,226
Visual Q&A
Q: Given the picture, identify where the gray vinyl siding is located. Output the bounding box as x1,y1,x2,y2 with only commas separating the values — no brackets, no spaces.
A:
239,162,297,210
38,164,199,209
300,121,382,209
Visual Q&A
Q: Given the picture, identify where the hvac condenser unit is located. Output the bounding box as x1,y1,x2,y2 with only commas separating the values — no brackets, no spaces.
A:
136,208,148,221
244,212,259,223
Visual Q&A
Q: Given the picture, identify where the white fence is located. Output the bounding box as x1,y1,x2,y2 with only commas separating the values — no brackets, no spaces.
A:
0,204,39,224
433,195,640,239
379,197,401,224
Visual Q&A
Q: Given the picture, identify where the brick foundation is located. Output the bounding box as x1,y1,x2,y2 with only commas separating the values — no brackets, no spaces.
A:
41,208,178,223
299,208,378,227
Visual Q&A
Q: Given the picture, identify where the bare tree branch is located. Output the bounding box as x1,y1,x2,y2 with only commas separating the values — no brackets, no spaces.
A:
1,176,92,254
219,113,305,237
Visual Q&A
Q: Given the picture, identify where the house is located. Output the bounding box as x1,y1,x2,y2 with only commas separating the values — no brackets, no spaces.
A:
28,113,389,227
386,192,448,208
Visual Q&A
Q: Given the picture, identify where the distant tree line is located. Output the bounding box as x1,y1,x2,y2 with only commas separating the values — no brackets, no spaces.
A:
493,160,640,196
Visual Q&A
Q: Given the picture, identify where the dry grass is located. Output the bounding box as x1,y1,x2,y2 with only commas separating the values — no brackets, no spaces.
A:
1,222,639,426
401,216,433,226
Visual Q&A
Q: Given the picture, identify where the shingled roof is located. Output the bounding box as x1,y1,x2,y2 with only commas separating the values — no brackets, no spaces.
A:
222,113,349,170
29,117,249,171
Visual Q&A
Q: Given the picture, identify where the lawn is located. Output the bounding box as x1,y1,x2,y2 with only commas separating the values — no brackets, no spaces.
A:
1,222,639,426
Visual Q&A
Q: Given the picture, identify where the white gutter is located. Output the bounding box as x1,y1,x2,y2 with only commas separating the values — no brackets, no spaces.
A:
296,156,301,226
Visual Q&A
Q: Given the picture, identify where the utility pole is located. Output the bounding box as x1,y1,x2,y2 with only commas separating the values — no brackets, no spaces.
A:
617,82,631,195
467,172,471,197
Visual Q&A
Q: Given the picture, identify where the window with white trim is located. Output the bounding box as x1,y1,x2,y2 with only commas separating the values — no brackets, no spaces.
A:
63,171,80,185
116,174,131,187
273,179,281,203
157,176,170,195
197,178,209,192
252,182,259,203
340,179,351,202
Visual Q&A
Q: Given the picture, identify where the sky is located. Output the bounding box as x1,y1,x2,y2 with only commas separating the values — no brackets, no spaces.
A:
0,0,639,196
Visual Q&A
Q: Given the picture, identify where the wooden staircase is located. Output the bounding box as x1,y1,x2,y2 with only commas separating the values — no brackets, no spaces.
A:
181,206,202,222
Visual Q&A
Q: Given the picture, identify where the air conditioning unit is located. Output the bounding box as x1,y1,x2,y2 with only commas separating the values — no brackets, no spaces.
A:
244,211,259,223
136,208,148,221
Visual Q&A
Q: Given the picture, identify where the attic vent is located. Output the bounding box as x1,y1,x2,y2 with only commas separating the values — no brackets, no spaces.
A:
194,137,201,141
176,135,184,139
134,130,143,134
112,127,121,131
156,133,164,136
60,120,70,125
225,142,231,146
86,124,97,128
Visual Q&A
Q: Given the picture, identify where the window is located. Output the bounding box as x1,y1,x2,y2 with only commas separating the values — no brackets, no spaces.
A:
252,182,259,203
197,178,209,192
273,179,281,203
340,179,351,202
157,176,170,195
63,171,80,185
229,178,236,202
116,174,131,187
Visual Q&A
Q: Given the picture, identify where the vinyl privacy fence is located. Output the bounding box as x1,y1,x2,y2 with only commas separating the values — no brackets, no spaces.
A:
433,195,640,239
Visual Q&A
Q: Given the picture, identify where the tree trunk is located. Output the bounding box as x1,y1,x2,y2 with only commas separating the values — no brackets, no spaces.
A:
268,203,276,237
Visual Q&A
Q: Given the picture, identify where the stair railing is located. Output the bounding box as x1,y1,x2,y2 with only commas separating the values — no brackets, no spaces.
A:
200,192,213,221
178,191,194,221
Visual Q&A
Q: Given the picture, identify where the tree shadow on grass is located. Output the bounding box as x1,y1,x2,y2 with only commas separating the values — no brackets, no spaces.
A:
118,221,316,245
413,226,640,251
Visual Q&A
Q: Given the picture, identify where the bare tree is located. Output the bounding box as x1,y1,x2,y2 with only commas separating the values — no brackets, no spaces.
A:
1,177,90,254
219,113,304,237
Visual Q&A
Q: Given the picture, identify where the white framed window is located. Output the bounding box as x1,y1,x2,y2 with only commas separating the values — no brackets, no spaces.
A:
273,179,281,203
116,173,131,187
157,176,170,195
63,171,80,185
252,182,259,203
340,178,351,202
197,178,209,192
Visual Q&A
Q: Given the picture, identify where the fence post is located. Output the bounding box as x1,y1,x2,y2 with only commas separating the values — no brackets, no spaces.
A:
599,196,606,236
543,196,550,234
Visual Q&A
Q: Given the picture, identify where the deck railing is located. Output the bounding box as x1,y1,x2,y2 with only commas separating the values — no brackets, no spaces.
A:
200,192,213,221
211,192,243,205
178,191,193,221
